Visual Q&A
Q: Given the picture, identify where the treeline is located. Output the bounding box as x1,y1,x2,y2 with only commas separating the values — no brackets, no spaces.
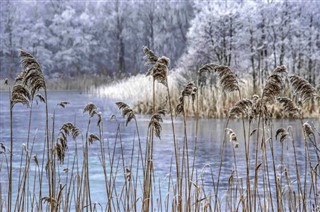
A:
179,0,320,89
0,0,193,79
1,0,319,88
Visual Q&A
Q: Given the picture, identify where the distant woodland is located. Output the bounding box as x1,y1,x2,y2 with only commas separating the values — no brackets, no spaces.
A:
1,0,319,88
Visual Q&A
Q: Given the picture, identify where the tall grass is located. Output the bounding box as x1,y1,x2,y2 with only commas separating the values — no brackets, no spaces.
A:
1,48,319,211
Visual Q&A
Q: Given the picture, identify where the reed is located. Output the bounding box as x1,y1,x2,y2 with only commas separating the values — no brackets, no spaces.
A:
2,48,320,212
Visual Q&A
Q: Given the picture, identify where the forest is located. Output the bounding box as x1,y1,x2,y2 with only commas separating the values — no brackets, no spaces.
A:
1,0,319,90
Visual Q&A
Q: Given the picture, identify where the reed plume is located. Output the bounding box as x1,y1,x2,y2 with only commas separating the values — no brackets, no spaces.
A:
303,122,314,139
277,97,300,117
83,102,97,117
57,101,69,108
275,128,289,143
55,122,80,163
143,46,158,66
55,143,65,164
149,109,166,139
225,128,239,148
116,102,135,126
17,50,46,98
88,134,100,145
36,93,46,104
60,122,80,140
262,65,287,103
148,56,169,86
289,75,317,103
144,47,169,86
11,84,31,108
198,64,239,92
229,99,253,118
176,82,197,115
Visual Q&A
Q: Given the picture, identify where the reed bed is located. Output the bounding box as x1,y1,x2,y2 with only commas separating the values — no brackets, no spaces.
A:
0,48,319,212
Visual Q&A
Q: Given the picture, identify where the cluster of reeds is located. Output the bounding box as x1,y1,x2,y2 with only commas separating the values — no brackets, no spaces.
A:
1,48,319,212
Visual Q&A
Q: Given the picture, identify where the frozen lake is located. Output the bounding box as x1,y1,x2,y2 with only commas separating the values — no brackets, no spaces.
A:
0,91,319,211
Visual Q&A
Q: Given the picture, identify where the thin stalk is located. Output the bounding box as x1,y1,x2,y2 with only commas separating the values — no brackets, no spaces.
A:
165,82,180,212
9,88,12,212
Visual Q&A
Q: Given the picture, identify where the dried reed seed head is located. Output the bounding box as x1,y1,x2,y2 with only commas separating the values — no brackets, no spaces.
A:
20,50,42,72
149,120,162,138
262,66,287,103
272,65,287,75
157,56,170,66
250,128,258,136
213,65,239,92
125,113,135,126
226,130,239,148
233,140,239,148
55,143,65,164
198,64,240,92
116,101,129,110
57,101,69,108
275,127,289,142
115,102,135,126
229,99,253,117
11,84,31,108
279,133,289,143
0,143,6,154
277,97,300,116
275,128,286,140
229,106,245,118
181,82,198,102
122,107,134,117
57,137,67,151
150,60,168,86
33,154,39,166
88,134,100,144
198,63,219,75
175,102,184,115
97,112,102,127
18,50,46,96
60,122,80,140
252,95,260,102
83,102,97,117
15,71,26,83
143,46,158,65
4,78,8,85
229,132,237,142
149,109,166,139
303,122,314,137
41,197,57,205
289,75,317,102
262,78,283,103
36,93,46,103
